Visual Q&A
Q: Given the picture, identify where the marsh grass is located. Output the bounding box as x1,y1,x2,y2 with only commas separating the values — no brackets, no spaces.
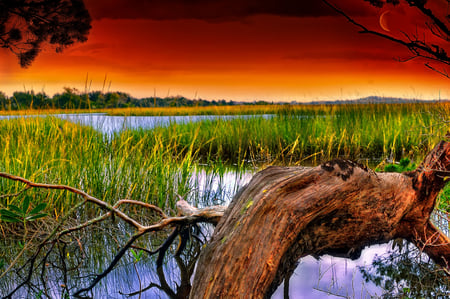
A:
0,108,93,116
0,116,222,221
1,102,450,220
126,103,449,166
101,105,280,116
0,104,282,117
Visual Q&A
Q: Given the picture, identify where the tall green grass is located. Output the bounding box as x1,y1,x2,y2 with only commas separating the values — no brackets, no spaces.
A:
102,105,279,116
127,103,449,166
0,117,213,218
1,102,450,218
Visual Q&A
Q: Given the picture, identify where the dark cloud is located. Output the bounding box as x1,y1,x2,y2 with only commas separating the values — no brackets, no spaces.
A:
84,0,372,21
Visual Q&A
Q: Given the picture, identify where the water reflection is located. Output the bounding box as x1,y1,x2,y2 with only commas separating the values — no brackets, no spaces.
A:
188,167,253,207
1,168,449,298
432,210,449,237
360,241,450,298
0,221,206,298
273,246,385,298
0,113,274,134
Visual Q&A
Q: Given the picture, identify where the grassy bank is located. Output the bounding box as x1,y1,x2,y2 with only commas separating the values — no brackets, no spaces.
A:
0,104,293,116
100,102,450,119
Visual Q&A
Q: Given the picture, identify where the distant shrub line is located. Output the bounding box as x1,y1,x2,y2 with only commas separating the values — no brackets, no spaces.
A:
0,88,269,110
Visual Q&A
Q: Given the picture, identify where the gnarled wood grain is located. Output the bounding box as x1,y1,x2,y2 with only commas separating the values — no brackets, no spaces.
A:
190,140,450,298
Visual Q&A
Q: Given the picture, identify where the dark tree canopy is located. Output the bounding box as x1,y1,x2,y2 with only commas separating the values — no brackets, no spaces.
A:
0,0,91,67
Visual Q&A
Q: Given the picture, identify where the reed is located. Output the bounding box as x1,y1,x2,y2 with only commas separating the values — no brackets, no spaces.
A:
0,117,230,219
0,104,283,117
126,103,449,166
1,102,450,217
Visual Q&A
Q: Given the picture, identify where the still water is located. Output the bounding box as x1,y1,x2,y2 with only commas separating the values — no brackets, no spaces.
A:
0,113,274,134
1,113,449,298
3,168,447,298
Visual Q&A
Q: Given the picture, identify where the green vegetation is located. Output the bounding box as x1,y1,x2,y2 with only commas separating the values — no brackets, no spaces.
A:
0,102,449,298
1,102,450,223
0,89,241,110
0,117,209,219
0,196,47,224
126,103,449,166
377,157,417,173
0,196,47,243
103,104,280,116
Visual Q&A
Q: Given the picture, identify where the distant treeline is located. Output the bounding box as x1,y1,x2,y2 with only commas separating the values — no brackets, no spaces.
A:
1,89,445,110
0,88,273,110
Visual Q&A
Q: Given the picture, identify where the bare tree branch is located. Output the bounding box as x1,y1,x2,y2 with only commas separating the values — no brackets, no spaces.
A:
322,0,450,78
0,172,146,230
0,171,225,297
425,62,450,78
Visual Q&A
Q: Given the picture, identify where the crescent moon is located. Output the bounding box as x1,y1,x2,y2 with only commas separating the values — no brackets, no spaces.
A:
379,10,390,32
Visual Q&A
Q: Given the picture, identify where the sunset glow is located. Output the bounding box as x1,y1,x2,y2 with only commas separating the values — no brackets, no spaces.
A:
1,0,448,102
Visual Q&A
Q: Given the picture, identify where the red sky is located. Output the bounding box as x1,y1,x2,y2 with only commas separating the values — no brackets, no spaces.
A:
0,0,449,102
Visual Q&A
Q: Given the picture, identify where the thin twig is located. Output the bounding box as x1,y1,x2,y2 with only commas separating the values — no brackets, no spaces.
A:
0,171,226,297
321,0,450,78
0,172,145,230
0,186,30,199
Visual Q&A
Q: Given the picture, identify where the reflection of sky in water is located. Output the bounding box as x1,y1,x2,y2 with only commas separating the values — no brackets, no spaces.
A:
273,246,385,298
0,113,274,134
431,210,449,237
1,113,449,298
188,168,254,207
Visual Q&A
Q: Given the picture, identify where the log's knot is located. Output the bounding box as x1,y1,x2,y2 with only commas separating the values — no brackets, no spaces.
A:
320,159,368,181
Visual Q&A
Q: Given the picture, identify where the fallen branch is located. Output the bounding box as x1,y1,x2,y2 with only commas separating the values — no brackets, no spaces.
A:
0,172,224,298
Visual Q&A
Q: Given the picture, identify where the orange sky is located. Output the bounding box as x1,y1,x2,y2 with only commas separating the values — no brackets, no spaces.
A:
0,0,449,102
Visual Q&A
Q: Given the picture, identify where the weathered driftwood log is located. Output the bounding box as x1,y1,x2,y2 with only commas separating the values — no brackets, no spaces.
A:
190,140,450,298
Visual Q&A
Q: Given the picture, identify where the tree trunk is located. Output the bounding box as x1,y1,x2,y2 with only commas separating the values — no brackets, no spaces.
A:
190,140,450,298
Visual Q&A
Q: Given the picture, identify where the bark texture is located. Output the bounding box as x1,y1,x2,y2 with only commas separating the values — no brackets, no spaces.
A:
190,140,450,298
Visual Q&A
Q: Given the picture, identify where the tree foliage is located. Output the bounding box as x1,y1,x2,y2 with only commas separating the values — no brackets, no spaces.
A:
0,0,91,67
0,89,239,110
